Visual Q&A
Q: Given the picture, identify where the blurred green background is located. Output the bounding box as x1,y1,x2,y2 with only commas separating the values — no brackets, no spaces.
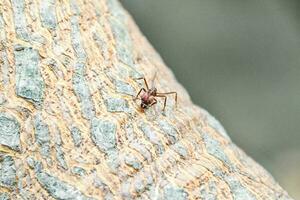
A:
122,0,300,198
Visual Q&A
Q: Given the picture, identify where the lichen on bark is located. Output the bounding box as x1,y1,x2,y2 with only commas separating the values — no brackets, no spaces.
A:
0,0,292,199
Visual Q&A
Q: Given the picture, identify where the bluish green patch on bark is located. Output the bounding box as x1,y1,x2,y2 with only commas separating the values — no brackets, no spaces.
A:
163,185,188,200
172,143,188,158
70,16,86,60
133,178,145,194
0,155,16,189
54,132,68,170
202,132,232,168
55,146,68,170
0,15,9,86
70,0,81,16
106,149,120,172
114,79,135,96
129,140,152,162
39,0,57,30
138,122,165,154
107,0,126,20
30,33,46,45
124,153,142,170
110,18,131,46
16,161,26,194
34,113,51,160
70,126,82,147
199,180,218,200
104,97,130,113
69,1,95,120
224,176,256,200
11,0,30,41
72,62,95,120
116,43,134,67
26,157,42,173
110,18,134,67
90,118,117,153
0,94,6,105
36,171,95,200
71,166,86,176
0,113,20,151
158,120,179,144
14,45,44,106
133,171,153,195
0,49,9,86
212,169,255,200
92,32,109,61
123,122,135,142
105,69,135,92
0,193,9,200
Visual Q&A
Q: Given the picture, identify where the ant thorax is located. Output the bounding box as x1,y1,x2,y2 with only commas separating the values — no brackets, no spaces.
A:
141,92,151,103
141,91,155,104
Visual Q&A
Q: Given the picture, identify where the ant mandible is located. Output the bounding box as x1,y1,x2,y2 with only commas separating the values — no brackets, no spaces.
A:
133,76,177,111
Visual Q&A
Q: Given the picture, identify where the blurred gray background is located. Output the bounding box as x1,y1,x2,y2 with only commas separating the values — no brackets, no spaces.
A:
122,0,300,198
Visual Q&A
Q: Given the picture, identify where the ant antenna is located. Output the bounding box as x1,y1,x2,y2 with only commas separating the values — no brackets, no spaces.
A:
151,71,157,88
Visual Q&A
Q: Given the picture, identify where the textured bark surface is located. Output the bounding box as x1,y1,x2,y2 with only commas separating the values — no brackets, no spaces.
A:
0,0,292,199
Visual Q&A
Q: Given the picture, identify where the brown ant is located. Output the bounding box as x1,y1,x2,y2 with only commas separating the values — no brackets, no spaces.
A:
133,76,177,111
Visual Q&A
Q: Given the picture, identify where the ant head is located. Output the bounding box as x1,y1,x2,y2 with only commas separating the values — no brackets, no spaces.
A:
141,103,148,109
149,87,157,95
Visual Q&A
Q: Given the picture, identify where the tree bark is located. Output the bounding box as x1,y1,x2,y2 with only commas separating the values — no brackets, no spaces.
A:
0,0,292,199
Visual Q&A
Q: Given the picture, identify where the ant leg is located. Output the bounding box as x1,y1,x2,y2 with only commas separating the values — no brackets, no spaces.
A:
134,77,149,90
157,92,177,107
146,99,158,110
155,95,167,111
134,88,146,101
149,99,157,107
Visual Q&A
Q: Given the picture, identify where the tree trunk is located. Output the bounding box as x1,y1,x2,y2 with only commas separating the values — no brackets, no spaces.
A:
0,0,292,199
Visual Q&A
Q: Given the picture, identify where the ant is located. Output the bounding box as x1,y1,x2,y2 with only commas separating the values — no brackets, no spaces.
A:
133,75,177,111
